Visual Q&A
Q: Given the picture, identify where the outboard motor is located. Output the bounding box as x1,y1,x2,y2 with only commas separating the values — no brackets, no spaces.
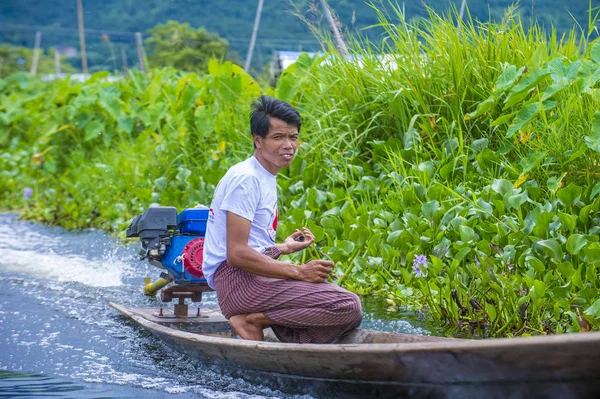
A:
127,205,212,317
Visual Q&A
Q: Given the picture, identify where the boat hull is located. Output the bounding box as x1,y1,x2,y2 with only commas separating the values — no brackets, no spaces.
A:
109,302,600,398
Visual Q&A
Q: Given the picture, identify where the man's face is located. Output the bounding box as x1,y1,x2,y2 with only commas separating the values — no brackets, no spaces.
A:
253,117,299,175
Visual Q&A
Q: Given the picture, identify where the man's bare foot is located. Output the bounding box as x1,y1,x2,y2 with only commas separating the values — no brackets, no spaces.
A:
229,313,270,341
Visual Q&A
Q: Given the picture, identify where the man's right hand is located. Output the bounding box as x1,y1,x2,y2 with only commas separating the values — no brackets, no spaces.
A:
296,260,334,283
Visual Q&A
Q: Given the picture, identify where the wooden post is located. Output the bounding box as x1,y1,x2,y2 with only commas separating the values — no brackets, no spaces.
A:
121,47,128,73
76,0,88,75
135,32,146,74
319,0,348,57
459,0,467,21
30,31,42,75
54,48,61,75
244,0,264,72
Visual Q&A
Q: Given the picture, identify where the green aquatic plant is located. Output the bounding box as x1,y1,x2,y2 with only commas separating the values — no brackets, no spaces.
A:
1,2,599,337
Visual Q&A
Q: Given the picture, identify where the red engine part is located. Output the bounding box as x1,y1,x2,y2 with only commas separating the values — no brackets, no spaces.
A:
182,238,205,278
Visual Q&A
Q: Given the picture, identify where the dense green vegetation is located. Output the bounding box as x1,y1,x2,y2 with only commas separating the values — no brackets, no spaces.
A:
1,4,600,337
0,0,595,72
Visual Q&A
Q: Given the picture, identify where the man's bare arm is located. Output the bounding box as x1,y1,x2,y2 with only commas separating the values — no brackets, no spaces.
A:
226,212,332,283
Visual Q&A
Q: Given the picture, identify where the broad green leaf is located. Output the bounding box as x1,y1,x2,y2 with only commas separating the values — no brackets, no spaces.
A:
429,255,443,272
520,151,546,173
578,60,600,93
591,41,600,64
530,280,547,303
503,87,535,109
327,247,348,262
99,87,122,121
367,256,383,268
418,161,435,179
567,144,588,163
465,96,495,119
495,65,526,93
386,230,403,247
585,111,600,153
84,120,103,141
194,106,214,137
534,239,563,260
306,220,325,242
557,184,582,207
557,261,575,278
367,233,382,255
403,127,420,150
336,240,355,255
585,298,600,319
571,266,584,288
491,111,517,126
86,71,110,84
527,256,545,273
491,179,514,196
176,167,192,183
102,128,113,148
505,68,549,101
582,242,600,264
566,234,588,255
470,138,489,154
558,212,577,233
315,190,327,207
547,173,567,193
444,137,459,156
154,176,168,191
460,225,476,242
507,191,528,209
591,180,600,200
422,200,439,220
354,256,368,271
579,205,592,225
506,102,540,138
117,115,133,134
476,198,493,215
485,302,497,322
349,225,373,247
455,247,471,262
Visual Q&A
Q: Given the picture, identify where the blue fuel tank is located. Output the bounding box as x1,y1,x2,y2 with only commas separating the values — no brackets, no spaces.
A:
161,208,209,282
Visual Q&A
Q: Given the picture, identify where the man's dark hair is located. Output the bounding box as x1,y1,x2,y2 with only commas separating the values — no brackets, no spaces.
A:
250,95,301,138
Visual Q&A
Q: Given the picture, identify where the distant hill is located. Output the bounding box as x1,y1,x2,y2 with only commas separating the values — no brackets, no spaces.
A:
0,0,594,72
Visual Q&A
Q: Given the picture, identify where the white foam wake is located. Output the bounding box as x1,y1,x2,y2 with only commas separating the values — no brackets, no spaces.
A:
0,248,125,287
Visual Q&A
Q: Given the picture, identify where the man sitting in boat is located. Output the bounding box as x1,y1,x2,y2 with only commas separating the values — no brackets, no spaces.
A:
202,96,362,343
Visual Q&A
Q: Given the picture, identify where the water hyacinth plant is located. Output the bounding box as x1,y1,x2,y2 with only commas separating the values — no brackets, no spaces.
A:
1,3,599,337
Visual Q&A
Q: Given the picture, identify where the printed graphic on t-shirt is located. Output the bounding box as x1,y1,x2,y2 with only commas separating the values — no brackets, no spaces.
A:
267,205,278,242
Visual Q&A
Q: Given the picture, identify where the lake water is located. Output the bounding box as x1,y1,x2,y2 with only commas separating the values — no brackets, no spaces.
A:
0,213,432,398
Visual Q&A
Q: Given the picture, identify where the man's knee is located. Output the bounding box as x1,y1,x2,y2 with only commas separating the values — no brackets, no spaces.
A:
340,292,362,326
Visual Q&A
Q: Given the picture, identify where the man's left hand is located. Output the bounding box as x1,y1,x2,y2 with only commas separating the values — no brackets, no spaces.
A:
283,227,315,254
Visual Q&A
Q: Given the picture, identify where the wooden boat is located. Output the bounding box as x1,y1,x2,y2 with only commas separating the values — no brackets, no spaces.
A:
109,302,600,398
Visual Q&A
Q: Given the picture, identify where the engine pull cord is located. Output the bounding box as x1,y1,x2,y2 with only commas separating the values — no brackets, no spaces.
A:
174,253,185,274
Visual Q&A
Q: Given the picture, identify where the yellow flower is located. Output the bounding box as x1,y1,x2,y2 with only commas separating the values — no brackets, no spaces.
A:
514,173,528,188
519,130,531,144
211,141,227,160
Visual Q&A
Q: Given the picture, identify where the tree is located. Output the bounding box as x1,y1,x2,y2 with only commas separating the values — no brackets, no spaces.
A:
146,20,229,74
0,44,75,78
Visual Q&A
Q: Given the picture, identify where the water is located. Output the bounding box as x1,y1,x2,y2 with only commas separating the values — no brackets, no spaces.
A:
0,213,431,398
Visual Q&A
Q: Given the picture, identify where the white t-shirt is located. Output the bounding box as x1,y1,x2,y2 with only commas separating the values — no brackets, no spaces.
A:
202,156,278,288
